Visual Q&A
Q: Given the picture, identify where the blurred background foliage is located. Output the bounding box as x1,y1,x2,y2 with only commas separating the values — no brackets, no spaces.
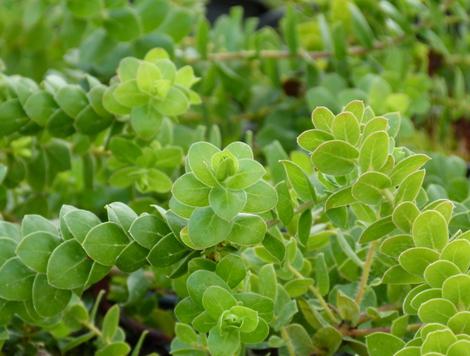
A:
1,0,470,226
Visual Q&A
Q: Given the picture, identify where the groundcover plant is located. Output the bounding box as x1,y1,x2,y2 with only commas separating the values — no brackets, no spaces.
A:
2,1,470,356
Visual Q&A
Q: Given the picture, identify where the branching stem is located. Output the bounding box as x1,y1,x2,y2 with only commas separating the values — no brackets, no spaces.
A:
355,240,378,305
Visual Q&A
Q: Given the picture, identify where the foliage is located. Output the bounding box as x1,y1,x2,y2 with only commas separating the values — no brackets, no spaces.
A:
1,0,470,355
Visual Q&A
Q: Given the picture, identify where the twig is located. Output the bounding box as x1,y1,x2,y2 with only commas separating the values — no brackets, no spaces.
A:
342,323,422,337
354,240,378,305
288,264,339,324
181,36,406,64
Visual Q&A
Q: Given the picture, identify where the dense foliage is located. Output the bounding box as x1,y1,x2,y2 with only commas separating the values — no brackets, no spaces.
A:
2,0,470,355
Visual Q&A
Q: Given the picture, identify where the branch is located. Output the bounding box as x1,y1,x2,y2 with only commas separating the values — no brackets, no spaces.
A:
342,323,422,337
182,36,406,64
355,240,378,305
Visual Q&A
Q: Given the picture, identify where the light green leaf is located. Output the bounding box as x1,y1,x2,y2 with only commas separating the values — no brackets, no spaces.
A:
358,131,389,172
216,254,246,288
209,187,247,221
225,159,266,190
332,111,360,145
227,214,267,246
172,173,210,207
352,171,391,204
244,181,278,213
311,140,359,176
398,247,439,275
418,298,457,324
280,160,316,202
202,286,237,319
366,332,405,356
424,260,460,288
187,142,220,187
297,129,333,152
311,106,334,131
412,210,448,251
442,274,470,310
188,207,233,249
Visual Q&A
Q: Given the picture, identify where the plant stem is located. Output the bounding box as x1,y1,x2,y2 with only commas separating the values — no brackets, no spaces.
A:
343,323,422,337
355,240,378,305
183,36,405,64
288,264,339,324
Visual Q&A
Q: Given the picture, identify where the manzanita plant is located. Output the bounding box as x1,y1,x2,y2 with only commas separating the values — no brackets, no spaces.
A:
1,97,469,356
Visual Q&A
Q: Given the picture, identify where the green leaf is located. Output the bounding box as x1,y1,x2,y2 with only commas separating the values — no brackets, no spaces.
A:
332,111,360,145
225,159,266,190
418,298,457,324
424,260,460,288
390,154,430,186
349,3,374,48
216,254,246,288
136,168,172,193
311,140,359,176
106,202,138,231
0,99,29,137
311,106,334,131
32,274,71,317
447,340,470,356
441,239,470,272
359,216,395,244
244,181,278,213
325,186,355,210
227,214,267,246
382,265,423,284
312,326,342,355
392,202,419,232
202,286,237,319
209,187,247,221
101,305,120,343
336,291,360,325
115,242,148,273
186,270,229,306
363,117,388,137
113,80,148,109
147,233,188,267
410,288,441,311
398,247,439,275
63,209,101,243
24,91,57,126
281,324,315,356
96,342,131,356
21,214,57,236
0,257,35,301
258,264,277,300
380,234,414,258
187,142,220,187
156,87,190,116
104,8,141,41
285,278,314,298
55,85,88,118
352,171,391,205
83,222,129,266
16,231,61,273
448,311,470,334
188,207,233,249
412,210,448,251
442,274,470,310
47,240,92,290
366,332,405,356
136,61,161,94
358,131,389,172
207,327,240,356
129,214,169,249
109,137,142,164
395,170,425,204
280,160,316,202
297,129,333,152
